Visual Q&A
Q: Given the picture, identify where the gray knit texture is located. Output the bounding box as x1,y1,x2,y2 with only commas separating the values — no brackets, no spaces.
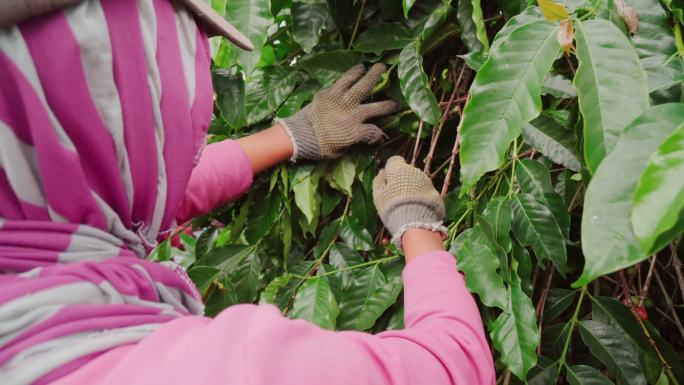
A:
381,200,448,246
275,108,322,161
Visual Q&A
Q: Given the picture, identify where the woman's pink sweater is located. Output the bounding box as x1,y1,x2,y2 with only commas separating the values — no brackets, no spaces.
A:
54,140,496,385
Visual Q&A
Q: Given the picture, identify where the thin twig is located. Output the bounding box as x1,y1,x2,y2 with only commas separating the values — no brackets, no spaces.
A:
671,244,684,301
638,255,657,308
536,262,554,355
411,121,425,166
654,268,684,340
347,0,366,49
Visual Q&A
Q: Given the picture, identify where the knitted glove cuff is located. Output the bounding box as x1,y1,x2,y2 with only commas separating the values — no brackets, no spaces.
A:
381,201,448,248
275,115,322,161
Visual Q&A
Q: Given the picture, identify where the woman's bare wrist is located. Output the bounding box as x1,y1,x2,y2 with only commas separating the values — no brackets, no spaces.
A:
236,123,294,175
401,227,446,263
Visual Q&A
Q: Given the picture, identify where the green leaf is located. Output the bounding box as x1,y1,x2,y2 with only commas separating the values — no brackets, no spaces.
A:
355,274,403,331
661,0,684,24
353,23,414,52
630,0,684,95
590,296,662,383
233,250,263,303
452,227,508,310
195,228,216,260
329,156,356,195
402,0,416,18
200,244,255,275
187,266,219,296
541,322,570,361
213,70,246,129
338,265,391,330
457,0,490,53
226,0,273,75
291,277,339,329
522,114,581,172
328,242,364,287
541,72,577,99
567,365,615,385
482,196,513,252
277,81,318,118
576,104,684,287
245,67,297,125
527,363,560,385
292,2,328,53
544,288,576,321
299,50,364,87
259,273,292,305
340,216,374,251
459,19,560,190
245,191,282,243
573,19,650,173
490,267,539,380
516,159,571,237
632,122,684,254
578,320,647,385
398,40,441,125
511,193,567,274
292,164,322,229
512,241,534,297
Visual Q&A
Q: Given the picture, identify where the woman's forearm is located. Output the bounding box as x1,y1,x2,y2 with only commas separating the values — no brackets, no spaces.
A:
236,123,294,175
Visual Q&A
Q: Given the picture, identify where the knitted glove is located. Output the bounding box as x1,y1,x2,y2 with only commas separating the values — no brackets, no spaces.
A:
276,63,398,160
373,156,448,248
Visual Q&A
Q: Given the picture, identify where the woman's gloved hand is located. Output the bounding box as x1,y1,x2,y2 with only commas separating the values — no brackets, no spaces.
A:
277,63,398,161
373,156,448,248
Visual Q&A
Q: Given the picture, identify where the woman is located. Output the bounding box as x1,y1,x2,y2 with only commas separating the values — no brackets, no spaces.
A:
0,0,495,384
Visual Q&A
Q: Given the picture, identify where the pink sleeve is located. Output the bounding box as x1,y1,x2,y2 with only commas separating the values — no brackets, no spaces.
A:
175,140,253,223
55,251,495,385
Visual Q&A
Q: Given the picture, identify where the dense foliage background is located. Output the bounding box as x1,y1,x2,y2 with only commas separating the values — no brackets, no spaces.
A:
152,0,684,383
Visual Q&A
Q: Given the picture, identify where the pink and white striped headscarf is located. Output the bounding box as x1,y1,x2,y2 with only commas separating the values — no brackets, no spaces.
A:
0,0,214,383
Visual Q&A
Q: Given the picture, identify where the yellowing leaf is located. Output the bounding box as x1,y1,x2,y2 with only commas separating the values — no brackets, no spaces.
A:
557,19,574,53
538,0,570,21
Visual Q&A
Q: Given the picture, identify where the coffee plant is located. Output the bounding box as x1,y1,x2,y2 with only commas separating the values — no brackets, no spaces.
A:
152,0,684,383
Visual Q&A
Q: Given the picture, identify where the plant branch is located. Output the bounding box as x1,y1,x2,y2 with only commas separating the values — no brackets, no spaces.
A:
638,255,657,308
654,268,684,340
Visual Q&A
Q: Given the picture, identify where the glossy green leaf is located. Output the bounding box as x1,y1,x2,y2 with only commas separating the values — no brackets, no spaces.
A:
259,273,292,305
573,19,650,173
490,267,539,380
292,2,327,53
402,0,416,18
200,244,255,274
213,70,246,129
541,322,570,361
338,265,387,330
277,81,318,118
630,0,684,95
482,196,513,252
452,227,508,310
457,0,489,53
328,242,364,287
355,274,403,331
187,266,219,296
661,0,684,24
245,191,282,243
233,251,263,303
459,19,560,189
398,40,441,125
226,0,273,75
299,50,364,87
291,277,339,329
578,320,647,385
353,23,414,52
544,289,576,321
340,216,374,251
577,104,684,287
567,365,615,385
632,122,684,254
522,114,581,171
541,72,577,98
511,193,568,274
245,67,298,125
292,164,322,230
591,296,662,383
527,363,560,385
329,156,356,195
516,159,571,237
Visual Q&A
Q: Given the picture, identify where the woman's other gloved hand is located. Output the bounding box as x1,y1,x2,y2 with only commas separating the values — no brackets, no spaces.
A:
373,156,448,249
277,63,398,161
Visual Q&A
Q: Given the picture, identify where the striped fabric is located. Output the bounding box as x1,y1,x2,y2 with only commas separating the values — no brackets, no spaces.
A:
0,0,213,383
